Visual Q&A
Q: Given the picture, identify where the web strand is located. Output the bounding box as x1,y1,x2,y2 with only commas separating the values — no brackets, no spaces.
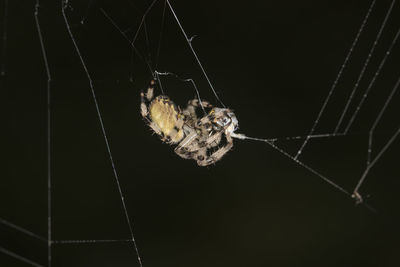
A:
155,0,167,70
99,8,154,77
266,132,346,142
155,71,207,114
0,246,43,267
53,239,132,244
235,135,351,196
1,2,50,266
61,1,143,267
295,0,376,160
165,0,226,108
344,24,400,134
34,1,52,266
334,0,396,134
143,21,152,65
103,0,225,107
80,0,94,25
359,74,400,194
367,75,400,165
354,125,400,196
130,0,158,81
0,218,47,242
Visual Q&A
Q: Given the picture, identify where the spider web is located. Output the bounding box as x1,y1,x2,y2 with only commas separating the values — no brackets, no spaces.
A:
1,0,400,266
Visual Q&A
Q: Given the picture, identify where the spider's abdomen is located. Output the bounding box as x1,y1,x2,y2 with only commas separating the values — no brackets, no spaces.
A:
149,96,184,143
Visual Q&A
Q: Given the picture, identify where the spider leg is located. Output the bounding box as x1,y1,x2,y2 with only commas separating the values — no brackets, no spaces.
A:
187,99,213,108
174,126,198,159
182,103,197,123
154,71,208,114
140,79,156,118
182,99,213,128
204,131,222,148
197,134,234,166
148,122,164,138
140,93,149,118
187,99,213,114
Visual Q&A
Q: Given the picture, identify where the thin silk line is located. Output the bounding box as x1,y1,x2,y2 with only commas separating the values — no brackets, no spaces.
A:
334,0,396,133
0,217,47,242
34,1,53,266
294,0,376,160
344,24,400,134
166,0,226,108
53,239,132,244
0,246,43,267
354,126,400,195
367,75,400,165
61,2,143,266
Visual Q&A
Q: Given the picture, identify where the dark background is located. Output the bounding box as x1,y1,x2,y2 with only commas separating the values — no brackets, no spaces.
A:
1,0,400,266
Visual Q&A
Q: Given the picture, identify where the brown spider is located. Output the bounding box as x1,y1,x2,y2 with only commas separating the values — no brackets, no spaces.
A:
140,79,243,166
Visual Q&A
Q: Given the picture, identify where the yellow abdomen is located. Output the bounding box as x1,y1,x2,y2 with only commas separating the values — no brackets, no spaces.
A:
149,96,184,143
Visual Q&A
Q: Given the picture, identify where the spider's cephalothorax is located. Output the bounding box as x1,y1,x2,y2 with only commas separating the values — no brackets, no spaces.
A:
140,79,240,166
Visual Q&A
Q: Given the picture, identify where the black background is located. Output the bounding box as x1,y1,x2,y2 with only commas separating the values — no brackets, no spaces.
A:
1,0,400,266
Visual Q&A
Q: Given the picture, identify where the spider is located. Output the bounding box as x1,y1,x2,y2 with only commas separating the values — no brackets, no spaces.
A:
140,79,243,166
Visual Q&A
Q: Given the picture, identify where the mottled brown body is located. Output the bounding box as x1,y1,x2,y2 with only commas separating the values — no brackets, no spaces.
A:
140,79,240,166
149,96,184,143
